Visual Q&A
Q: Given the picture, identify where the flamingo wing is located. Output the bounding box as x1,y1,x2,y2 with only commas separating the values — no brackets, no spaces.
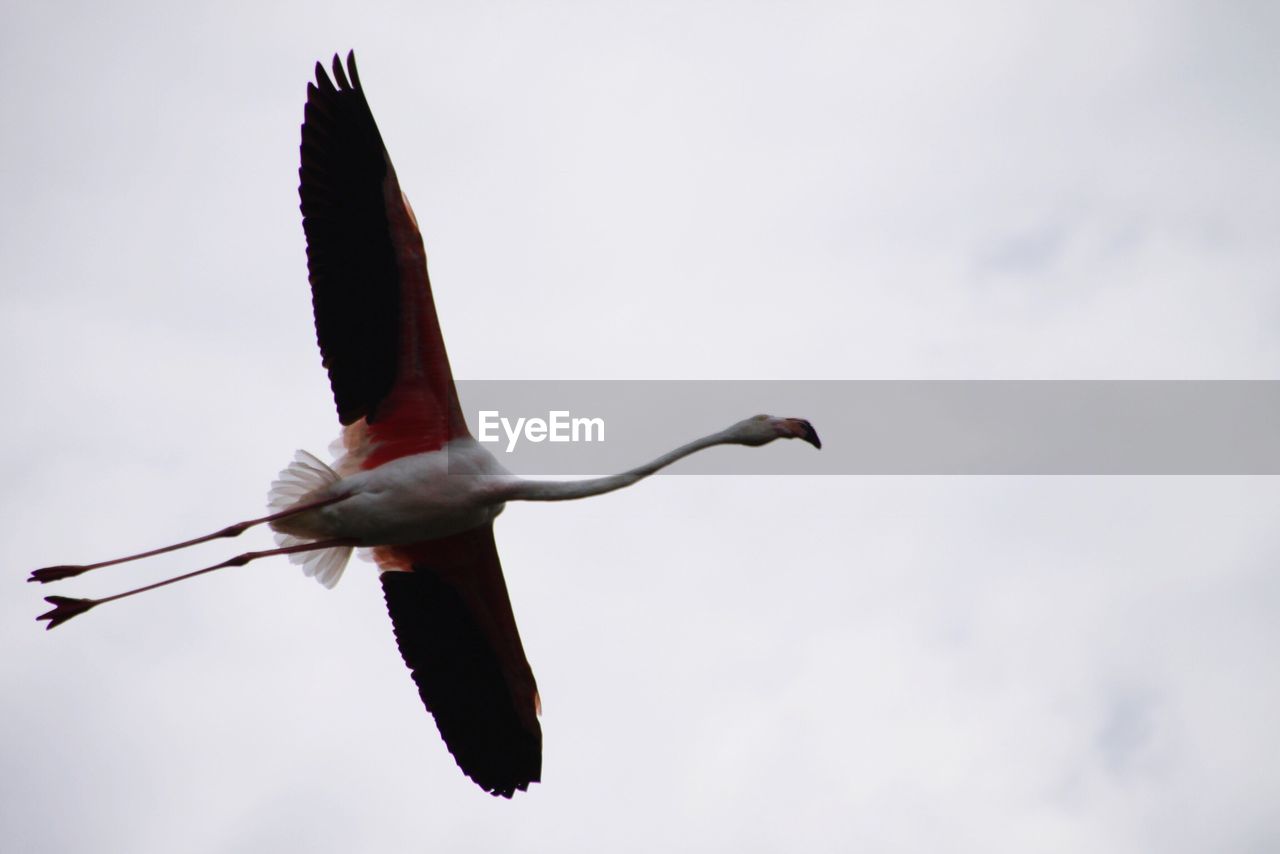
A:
300,53,538,797
300,52,468,466
379,525,542,797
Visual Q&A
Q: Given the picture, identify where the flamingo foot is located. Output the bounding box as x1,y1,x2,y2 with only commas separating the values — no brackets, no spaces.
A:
28,565,88,584
37,596,98,630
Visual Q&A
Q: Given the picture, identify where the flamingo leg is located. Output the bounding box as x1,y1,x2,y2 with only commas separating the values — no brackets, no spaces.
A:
27,495,349,584
36,538,360,630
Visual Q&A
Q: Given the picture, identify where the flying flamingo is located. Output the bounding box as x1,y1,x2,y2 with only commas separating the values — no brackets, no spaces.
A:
31,52,821,798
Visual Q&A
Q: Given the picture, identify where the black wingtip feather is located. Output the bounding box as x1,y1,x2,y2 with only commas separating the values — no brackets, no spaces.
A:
299,51,401,426
382,566,542,798
346,50,361,88
331,53,350,89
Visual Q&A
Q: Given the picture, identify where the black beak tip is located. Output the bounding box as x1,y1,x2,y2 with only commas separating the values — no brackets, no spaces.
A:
796,419,821,449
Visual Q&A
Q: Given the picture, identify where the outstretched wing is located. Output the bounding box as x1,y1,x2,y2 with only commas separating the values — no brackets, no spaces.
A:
300,52,468,468
379,525,542,797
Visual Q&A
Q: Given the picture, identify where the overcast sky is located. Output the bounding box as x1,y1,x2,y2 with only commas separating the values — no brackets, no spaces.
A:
2,1,1278,852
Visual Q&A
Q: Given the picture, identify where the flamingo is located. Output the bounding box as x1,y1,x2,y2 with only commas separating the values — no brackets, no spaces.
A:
30,52,821,798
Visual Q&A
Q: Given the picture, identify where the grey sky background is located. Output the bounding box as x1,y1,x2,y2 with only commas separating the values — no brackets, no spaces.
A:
2,1,1278,852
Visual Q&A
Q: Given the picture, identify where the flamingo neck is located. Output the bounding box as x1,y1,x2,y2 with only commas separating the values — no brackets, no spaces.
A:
503,428,734,502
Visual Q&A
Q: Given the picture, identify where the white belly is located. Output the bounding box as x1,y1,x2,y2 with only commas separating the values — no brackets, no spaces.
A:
272,439,513,545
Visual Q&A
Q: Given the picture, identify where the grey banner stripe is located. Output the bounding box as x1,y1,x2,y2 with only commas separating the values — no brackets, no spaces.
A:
451,381,1280,475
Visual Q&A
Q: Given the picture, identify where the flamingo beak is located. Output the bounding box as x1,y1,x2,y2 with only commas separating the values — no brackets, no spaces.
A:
784,418,822,449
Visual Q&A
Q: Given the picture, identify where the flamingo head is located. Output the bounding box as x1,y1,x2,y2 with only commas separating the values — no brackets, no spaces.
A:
730,414,822,449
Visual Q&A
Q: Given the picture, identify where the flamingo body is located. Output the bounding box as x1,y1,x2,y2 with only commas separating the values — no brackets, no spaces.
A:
271,440,510,547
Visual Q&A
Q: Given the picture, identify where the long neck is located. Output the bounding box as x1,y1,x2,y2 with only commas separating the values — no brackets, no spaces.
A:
503,428,734,502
